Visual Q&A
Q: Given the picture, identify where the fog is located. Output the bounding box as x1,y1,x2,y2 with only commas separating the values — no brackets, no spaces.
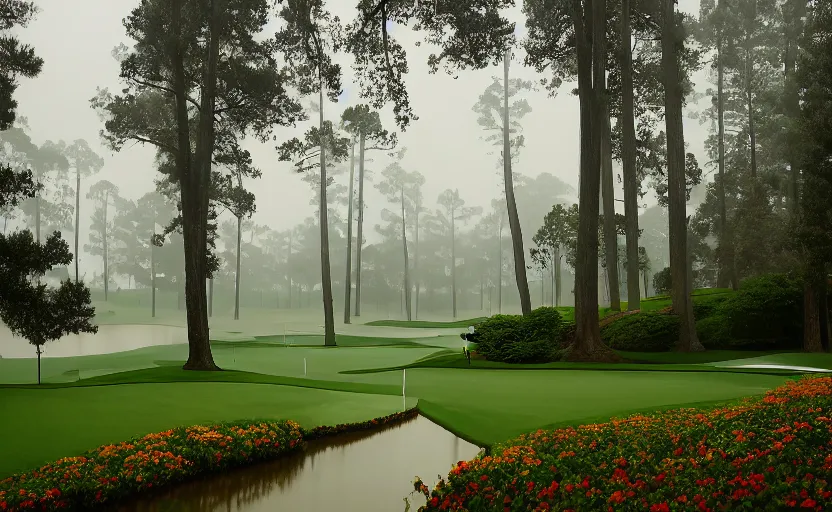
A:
3,0,710,317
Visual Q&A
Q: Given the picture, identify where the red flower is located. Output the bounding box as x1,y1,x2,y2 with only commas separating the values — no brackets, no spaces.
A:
800,499,817,508
650,502,670,512
480,475,489,481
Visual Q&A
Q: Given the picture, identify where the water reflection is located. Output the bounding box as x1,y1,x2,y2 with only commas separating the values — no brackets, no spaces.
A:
0,324,185,358
115,415,480,512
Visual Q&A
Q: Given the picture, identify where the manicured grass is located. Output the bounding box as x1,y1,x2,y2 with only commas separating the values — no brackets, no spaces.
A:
364,317,488,328
0,381,416,478
0,314,812,482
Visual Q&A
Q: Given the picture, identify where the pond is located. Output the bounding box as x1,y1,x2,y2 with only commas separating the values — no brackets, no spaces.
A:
0,324,186,358
115,415,481,512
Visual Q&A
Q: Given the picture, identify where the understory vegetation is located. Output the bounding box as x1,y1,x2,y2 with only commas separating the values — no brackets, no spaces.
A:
415,376,832,511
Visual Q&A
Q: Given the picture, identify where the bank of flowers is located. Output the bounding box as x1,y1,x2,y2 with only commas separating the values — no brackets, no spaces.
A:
416,376,832,511
0,420,303,511
303,408,419,441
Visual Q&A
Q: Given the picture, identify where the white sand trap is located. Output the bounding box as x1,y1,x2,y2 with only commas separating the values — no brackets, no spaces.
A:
726,364,832,373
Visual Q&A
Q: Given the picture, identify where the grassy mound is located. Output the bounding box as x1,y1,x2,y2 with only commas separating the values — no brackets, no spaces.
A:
415,376,832,511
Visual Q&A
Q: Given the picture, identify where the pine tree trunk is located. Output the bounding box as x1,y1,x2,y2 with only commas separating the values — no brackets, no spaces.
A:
497,215,503,314
151,234,156,318
288,230,293,309
35,169,40,244
174,0,219,371
355,133,366,317
620,0,641,311
103,194,109,302
74,166,81,282
601,105,620,311
745,40,757,179
401,188,412,321
451,210,457,319
663,0,703,352
569,0,611,359
318,86,336,346
715,22,734,290
36,345,41,385
208,278,213,317
803,276,824,352
234,215,242,320
502,49,532,315
344,138,356,324
414,209,420,319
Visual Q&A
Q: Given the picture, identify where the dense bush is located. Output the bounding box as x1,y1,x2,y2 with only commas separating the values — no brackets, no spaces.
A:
473,307,563,363
691,293,729,320
652,267,671,295
600,312,679,352
416,376,832,512
713,273,804,349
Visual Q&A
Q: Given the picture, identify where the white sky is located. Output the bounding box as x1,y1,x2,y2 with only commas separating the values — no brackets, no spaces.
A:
10,0,708,278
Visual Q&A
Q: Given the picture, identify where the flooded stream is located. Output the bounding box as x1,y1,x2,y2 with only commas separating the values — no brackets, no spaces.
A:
116,415,480,512
0,324,185,358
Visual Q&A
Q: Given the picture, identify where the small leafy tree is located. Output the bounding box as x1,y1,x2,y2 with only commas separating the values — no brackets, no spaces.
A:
531,203,578,307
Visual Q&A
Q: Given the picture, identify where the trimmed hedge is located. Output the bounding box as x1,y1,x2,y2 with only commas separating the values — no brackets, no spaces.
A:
473,307,564,363
415,376,832,512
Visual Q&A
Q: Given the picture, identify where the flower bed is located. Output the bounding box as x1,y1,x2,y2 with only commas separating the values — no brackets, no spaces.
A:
415,376,832,511
0,420,304,511
303,408,419,441
0,408,421,512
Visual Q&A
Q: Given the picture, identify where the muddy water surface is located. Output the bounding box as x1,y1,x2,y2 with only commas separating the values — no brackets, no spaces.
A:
116,415,480,512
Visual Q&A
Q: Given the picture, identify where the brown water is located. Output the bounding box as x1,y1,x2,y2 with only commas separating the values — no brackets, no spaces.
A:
116,415,480,512
0,324,185,358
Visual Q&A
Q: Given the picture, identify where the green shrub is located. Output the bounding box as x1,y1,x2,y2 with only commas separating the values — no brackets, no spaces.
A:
473,308,564,363
522,306,563,343
652,267,671,295
718,273,803,349
695,314,733,349
692,293,729,320
600,312,679,352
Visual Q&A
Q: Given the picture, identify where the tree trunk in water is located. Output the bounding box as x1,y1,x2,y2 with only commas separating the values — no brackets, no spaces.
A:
234,215,242,320
355,133,366,317
344,138,356,324
401,188,412,321
620,0,641,310
174,0,219,371
74,166,80,282
502,49,532,316
451,211,457,319
601,106,620,311
569,0,611,359
663,0,703,352
318,86,336,346
103,194,109,301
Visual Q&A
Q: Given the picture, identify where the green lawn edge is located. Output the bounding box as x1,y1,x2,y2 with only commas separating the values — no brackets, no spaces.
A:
364,317,488,328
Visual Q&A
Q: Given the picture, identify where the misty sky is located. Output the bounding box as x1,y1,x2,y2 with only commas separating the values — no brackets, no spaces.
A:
10,0,709,279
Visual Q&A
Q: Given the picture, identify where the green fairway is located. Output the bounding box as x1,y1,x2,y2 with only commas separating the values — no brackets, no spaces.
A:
0,314,817,479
